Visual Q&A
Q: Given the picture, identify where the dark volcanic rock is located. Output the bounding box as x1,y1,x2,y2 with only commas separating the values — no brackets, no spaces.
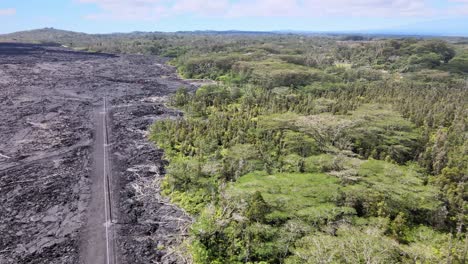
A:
0,43,192,264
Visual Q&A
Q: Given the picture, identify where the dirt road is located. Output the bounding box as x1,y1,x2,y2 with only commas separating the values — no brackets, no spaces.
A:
80,98,117,264
0,43,192,263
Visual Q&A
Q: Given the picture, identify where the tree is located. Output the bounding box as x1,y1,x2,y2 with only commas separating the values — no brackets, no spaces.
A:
421,40,456,63
408,52,443,69
434,167,467,233
245,191,271,223
172,86,190,107
390,212,409,242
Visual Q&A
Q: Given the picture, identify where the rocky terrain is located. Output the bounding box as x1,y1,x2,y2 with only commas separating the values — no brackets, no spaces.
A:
0,43,192,263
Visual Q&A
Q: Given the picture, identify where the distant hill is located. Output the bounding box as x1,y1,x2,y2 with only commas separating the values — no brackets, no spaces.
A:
0,28,163,46
0,28,93,44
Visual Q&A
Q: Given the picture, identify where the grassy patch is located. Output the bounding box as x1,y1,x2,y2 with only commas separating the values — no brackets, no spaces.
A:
229,171,355,224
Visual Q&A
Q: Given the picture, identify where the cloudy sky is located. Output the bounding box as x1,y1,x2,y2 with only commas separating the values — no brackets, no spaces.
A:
0,0,467,35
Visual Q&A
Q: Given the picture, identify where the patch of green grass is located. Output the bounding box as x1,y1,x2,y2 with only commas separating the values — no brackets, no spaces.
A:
229,171,355,224
343,159,440,219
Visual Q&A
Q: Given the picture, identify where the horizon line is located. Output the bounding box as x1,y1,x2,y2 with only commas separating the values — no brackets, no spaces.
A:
1,27,467,38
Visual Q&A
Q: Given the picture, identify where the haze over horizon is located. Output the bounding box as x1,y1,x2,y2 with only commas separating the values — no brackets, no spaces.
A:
0,0,467,36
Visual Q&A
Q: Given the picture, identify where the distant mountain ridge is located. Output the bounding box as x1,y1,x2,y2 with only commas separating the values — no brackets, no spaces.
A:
0,27,466,46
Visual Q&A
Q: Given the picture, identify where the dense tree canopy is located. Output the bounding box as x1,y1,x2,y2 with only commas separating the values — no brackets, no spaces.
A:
148,36,467,263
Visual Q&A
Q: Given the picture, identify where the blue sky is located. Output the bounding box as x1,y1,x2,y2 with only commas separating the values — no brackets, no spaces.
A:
0,0,467,35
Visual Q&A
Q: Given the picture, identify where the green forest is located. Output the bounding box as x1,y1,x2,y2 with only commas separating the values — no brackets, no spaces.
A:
11,30,466,263
147,35,467,263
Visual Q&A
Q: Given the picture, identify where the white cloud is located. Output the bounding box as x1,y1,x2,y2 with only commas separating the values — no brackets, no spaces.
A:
226,0,432,17
77,0,168,20
77,0,232,20
226,0,303,17
76,0,455,20
446,0,468,15
0,8,16,16
172,0,230,15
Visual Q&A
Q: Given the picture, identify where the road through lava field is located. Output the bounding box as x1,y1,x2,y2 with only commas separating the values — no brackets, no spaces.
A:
0,43,192,264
